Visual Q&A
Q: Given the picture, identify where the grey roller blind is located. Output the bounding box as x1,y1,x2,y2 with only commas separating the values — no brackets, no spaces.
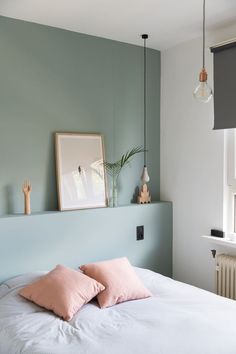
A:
211,42,236,130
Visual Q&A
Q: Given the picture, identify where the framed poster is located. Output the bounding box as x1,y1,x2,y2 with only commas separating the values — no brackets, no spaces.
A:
55,132,108,211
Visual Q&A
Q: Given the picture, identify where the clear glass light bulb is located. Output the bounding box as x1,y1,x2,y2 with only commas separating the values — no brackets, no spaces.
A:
194,81,213,103
141,166,150,184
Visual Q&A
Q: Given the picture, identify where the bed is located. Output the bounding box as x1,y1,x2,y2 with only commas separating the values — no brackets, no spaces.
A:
0,267,236,354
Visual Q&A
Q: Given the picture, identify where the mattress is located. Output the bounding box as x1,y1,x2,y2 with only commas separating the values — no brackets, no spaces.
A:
0,267,236,354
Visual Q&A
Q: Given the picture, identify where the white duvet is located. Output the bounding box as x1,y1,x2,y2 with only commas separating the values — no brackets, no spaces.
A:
0,268,236,354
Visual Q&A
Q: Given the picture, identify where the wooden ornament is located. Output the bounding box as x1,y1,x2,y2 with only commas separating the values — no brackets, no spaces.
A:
137,183,151,204
22,180,32,215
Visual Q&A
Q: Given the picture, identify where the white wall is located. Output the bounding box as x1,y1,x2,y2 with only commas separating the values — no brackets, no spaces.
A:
160,25,236,292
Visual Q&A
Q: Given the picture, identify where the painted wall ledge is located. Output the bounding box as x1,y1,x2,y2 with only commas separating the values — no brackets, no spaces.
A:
0,201,172,283
0,202,170,220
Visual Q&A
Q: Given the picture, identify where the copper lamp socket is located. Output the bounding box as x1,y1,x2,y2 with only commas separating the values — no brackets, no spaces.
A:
199,68,208,82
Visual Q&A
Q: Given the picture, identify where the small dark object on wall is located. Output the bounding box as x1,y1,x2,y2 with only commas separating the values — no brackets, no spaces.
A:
211,229,224,238
136,226,144,241
211,249,217,258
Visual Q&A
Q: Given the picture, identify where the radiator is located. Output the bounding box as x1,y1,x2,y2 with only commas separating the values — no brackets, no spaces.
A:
216,254,236,300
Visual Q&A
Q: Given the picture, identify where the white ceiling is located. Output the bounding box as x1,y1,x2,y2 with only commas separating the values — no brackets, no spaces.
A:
0,0,235,50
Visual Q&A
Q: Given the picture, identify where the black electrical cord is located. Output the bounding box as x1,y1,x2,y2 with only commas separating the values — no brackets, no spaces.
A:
142,34,148,166
203,0,206,69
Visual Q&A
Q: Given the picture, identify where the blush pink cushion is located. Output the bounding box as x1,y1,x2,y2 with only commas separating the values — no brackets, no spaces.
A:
80,257,152,308
19,265,105,321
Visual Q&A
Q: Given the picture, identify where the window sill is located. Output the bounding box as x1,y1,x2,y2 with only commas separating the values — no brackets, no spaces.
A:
201,235,236,248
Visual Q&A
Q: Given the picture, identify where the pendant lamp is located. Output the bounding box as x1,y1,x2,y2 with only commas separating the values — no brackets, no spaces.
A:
137,34,151,204
193,0,213,103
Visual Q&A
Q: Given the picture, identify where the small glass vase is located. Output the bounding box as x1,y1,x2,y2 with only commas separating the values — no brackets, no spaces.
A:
109,178,118,207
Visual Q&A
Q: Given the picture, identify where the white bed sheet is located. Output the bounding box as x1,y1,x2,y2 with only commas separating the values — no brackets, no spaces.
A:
0,268,236,354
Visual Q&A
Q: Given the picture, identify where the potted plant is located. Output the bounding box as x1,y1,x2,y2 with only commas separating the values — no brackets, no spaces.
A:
104,147,143,207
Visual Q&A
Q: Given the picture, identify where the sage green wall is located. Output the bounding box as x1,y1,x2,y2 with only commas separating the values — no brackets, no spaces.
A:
0,18,172,280
0,16,160,215
0,202,172,282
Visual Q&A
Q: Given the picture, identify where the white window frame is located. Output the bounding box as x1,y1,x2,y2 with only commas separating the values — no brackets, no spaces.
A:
224,129,236,239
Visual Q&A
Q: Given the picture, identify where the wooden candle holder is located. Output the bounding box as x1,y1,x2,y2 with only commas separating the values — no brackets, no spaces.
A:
137,183,151,204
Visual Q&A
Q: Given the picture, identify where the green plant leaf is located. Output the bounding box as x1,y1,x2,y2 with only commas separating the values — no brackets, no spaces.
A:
103,146,144,178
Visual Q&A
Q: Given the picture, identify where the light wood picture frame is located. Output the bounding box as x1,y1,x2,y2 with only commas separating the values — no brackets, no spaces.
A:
55,132,108,211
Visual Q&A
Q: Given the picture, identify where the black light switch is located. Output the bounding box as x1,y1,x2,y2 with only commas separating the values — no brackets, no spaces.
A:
136,226,144,240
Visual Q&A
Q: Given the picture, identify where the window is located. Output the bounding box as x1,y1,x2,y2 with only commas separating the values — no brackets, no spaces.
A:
224,129,236,237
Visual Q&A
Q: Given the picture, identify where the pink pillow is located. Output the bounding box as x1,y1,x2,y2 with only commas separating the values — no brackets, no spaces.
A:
19,264,105,321
80,257,152,308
